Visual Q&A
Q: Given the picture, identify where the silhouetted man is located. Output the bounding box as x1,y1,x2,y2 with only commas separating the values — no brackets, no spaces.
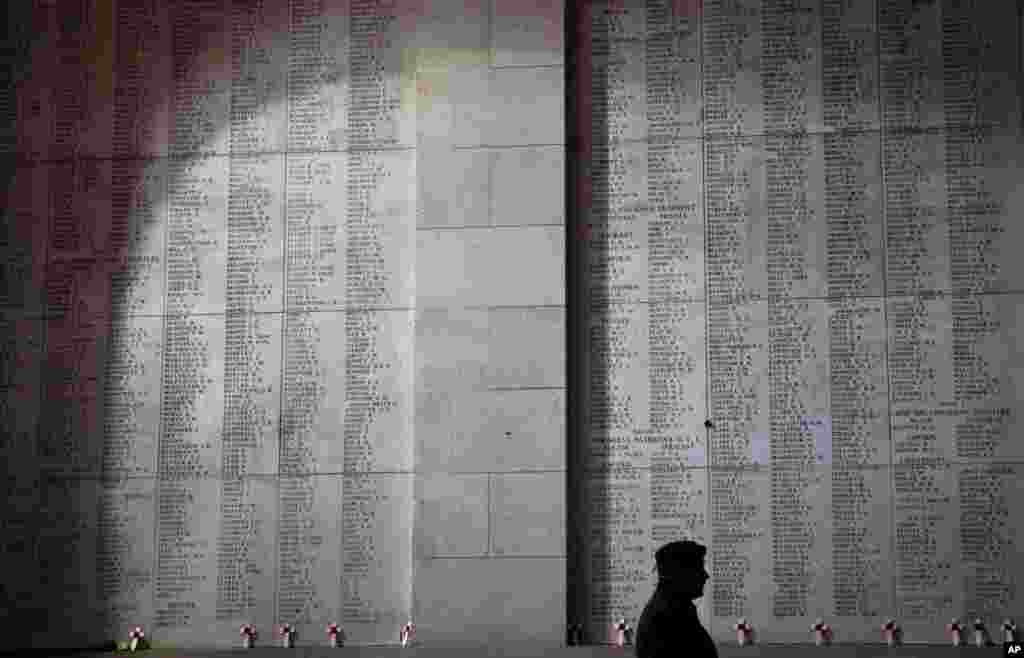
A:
635,540,717,658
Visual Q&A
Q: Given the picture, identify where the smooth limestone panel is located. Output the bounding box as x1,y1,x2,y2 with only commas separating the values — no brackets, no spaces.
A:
417,226,564,307
416,387,564,473
491,0,564,68
413,556,566,645
452,65,563,147
491,146,564,227
416,307,564,392
490,471,565,557
414,473,490,559
417,145,492,228
418,146,564,229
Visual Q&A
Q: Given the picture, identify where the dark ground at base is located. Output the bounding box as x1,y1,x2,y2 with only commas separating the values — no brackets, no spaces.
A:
0,644,1009,658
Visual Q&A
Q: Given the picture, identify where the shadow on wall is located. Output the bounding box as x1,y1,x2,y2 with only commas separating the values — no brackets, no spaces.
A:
0,0,559,650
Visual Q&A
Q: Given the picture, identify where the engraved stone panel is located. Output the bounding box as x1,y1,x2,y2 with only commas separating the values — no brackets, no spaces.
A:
879,0,946,131
281,310,347,475
347,0,416,151
830,465,892,631
153,477,221,641
101,315,163,477
221,312,282,477
579,468,654,637
226,154,285,314
276,475,342,639
159,314,225,479
95,477,157,639
708,469,771,630
0,312,41,480
110,157,166,317
169,0,231,156
287,0,349,154
286,153,347,311
345,148,416,310
340,473,414,642
229,0,289,156
49,0,116,160
166,155,229,316
956,463,1024,624
893,462,960,642
702,0,764,137
0,162,48,312
343,309,414,473
822,0,878,133
38,313,108,477
213,477,278,637
34,477,103,646
113,0,173,158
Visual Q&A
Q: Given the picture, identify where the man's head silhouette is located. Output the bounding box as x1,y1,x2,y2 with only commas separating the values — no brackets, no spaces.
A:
654,540,709,600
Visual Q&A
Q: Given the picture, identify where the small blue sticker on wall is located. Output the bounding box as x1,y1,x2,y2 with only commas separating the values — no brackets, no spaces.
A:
750,432,770,466
801,416,832,465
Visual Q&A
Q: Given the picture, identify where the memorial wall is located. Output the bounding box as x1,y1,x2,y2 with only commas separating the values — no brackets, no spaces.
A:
0,0,564,649
1,0,1024,651
570,0,1024,646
